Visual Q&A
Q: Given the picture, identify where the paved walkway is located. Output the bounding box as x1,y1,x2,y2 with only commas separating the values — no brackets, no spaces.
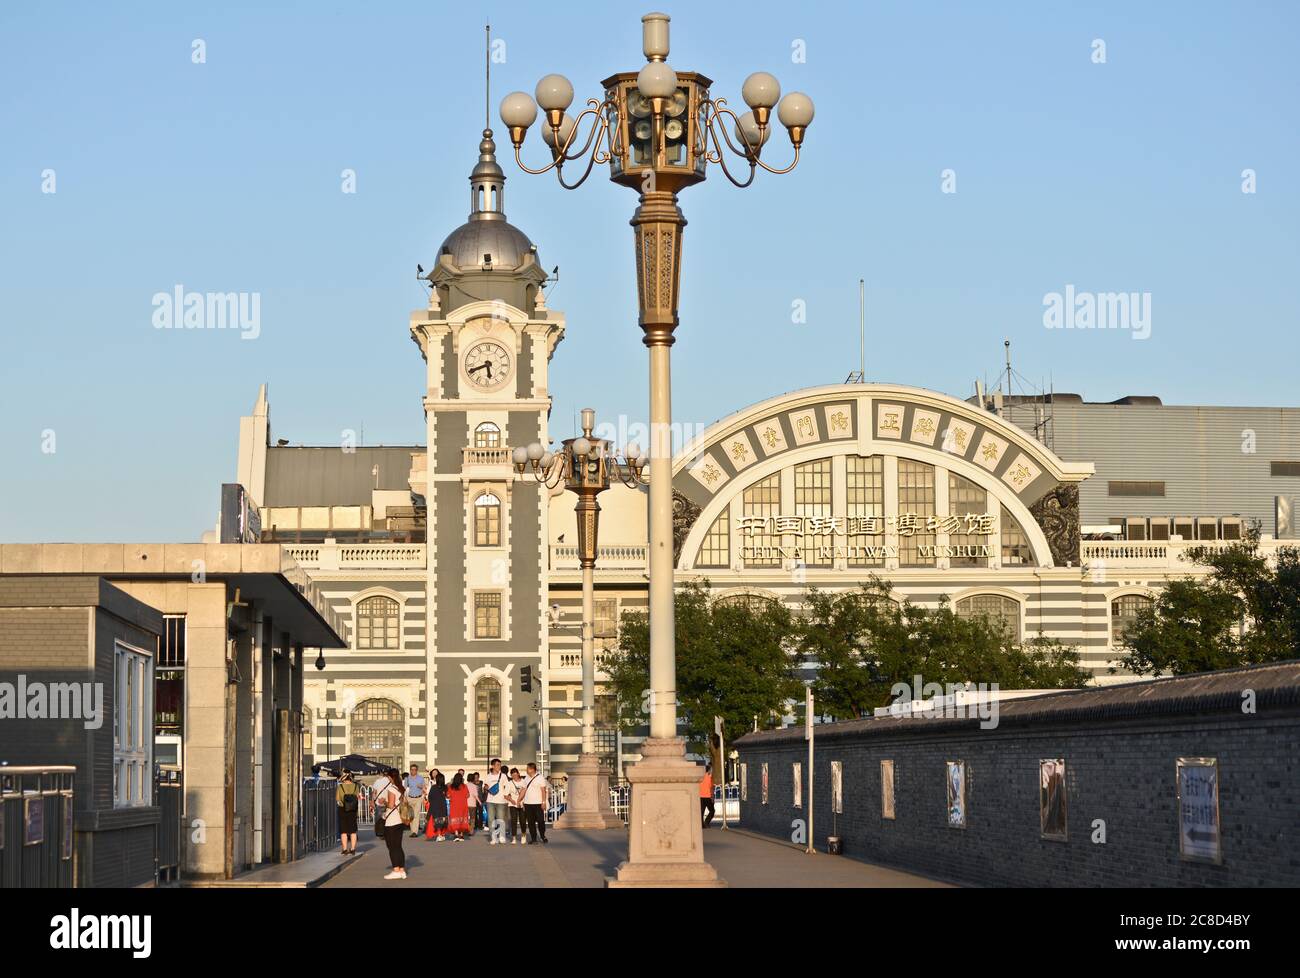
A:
322,824,951,888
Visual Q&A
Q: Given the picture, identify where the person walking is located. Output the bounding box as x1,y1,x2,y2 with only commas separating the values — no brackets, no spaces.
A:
373,767,409,879
404,764,427,838
521,762,549,845
336,770,359,855
446,771,472,842
425,770,449,841
700,764,715,828
483,758,510,844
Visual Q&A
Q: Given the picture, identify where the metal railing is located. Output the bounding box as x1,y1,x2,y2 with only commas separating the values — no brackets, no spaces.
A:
1,766,75,888
156,766,182,882
301,779,340,853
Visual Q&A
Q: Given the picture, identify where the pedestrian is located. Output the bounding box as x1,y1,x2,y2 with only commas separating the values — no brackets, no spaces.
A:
372,767,409,879
446,771,472,842
483,758,510,844
404,763,427,838
336,770,359,855
371,767,396,839
505,767,526,844
700,764,715,828
425,770,449,841
521,762,549,845
465,774,481,836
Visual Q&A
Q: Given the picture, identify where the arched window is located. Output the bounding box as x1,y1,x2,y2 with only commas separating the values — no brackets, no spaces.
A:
475,492,501,546
714,591,781,613
475,422,501,448
1000,506,1035,566
474,677,502,759
350,698,405,770
355,595,400,649
1111,593,1154,647
956,593,1022,643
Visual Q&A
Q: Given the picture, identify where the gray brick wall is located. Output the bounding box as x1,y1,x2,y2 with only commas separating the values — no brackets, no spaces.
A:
737,710,1300,887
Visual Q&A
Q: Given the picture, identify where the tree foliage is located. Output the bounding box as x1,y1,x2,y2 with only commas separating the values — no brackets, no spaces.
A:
605,580,803,751
1117,529,1300,677
795,577,1091,719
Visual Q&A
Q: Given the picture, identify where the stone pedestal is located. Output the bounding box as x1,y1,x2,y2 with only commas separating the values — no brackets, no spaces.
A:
607,737,726,887
553,753,623,830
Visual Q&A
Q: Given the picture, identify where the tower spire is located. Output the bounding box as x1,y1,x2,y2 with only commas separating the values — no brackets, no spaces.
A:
466,22,505,222
485,22,491,131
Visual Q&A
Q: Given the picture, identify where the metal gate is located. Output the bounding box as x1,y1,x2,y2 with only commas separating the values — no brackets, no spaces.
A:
0,766,75,888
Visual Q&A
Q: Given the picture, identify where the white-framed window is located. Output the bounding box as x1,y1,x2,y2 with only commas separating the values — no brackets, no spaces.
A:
474,492,502,547
355,595,400,649
474,592,503,639
474,422,502,448
114,642,153,809
1111,592,1155,647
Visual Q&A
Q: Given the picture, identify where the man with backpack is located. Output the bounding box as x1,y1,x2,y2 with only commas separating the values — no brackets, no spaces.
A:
483,758,510,844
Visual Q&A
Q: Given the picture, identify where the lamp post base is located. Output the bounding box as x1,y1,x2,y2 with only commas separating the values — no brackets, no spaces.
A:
553,753,623,830
606,737,726,888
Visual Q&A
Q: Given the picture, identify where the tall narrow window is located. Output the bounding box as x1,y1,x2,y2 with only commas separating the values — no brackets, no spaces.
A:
475,592,502,639
474,677,502,759
897,460,936,567
698,507,730,567
114,643,153,809
356,596,400,649
742,473,782,568
475,492,502,546
847,455,885,567
794,459,833,566
474,422,502,448
948,473,989,568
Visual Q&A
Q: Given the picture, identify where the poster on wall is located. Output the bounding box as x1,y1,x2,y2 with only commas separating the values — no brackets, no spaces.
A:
1177,757,1221,864
1039,759,1068,841
24,796,44,846
946,761,966,829
0,799,5,849
740,763,748,802
793,762,803,808
881,759,896,819
831,760,843,814
761,763,769,805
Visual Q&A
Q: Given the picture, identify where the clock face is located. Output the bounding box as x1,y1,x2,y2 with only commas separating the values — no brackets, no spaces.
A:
464,340,512,391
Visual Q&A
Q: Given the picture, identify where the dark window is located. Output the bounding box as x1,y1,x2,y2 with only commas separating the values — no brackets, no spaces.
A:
1108,481,1165,497
1270,461,1300,477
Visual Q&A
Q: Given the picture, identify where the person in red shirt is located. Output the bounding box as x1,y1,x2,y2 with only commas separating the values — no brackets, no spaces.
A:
700,765,715,828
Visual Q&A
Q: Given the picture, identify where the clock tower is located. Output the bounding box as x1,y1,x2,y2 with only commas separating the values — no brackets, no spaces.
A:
408,127,565,771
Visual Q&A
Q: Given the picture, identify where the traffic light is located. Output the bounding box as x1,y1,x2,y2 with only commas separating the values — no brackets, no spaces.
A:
520,665,533,693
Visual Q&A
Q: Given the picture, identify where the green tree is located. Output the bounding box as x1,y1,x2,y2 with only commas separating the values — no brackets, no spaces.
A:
796,577,1090,717
1117,529,1300,676
604,580,802,753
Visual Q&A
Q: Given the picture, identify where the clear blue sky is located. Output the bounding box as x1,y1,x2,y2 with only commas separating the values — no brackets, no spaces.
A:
2,1,1296,542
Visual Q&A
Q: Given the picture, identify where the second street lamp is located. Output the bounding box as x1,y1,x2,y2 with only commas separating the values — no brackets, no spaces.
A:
503,10,811,886
514,409,647,829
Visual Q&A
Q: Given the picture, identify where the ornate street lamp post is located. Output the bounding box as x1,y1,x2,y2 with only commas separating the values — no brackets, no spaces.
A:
513,409,647,830
501,11,811,886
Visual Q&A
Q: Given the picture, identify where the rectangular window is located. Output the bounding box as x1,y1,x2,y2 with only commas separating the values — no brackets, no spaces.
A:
794,459,833,566
897,460,935,567
1270,461,1300,477
474,593,502,639
846,455,885,567
593,597,618,639
1108,481,1166,497
114,643,153,809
